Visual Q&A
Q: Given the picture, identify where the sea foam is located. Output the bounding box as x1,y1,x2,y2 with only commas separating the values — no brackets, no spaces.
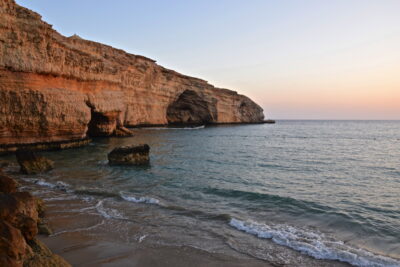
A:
95,200,126,220
120,192,161,205
28,179,70,191
229,218,400,267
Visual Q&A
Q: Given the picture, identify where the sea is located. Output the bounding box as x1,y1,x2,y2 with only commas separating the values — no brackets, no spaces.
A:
8,120,400,266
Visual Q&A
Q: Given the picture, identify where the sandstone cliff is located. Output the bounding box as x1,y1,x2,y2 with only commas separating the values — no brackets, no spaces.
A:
0,0,264,149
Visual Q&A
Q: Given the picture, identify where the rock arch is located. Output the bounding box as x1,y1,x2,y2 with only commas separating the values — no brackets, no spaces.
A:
87,109,120,137
166,90,214,125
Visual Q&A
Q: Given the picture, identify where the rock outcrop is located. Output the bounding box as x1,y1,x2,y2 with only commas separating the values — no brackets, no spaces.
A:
0,0,265,151
0,170,71,266
15,149,54,174
108,144,150,165
0,171,18,193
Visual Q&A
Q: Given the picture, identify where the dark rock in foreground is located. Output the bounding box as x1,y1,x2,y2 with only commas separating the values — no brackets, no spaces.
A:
0,170,70,266
108,144,150,165
0,160,11,168
16,149,54,174
0,172,18,193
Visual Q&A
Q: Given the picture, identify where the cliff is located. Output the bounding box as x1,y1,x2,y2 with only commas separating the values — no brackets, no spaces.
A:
0,0,264,149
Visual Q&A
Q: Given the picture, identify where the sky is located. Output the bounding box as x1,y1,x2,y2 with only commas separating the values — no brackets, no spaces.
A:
17,0,400,120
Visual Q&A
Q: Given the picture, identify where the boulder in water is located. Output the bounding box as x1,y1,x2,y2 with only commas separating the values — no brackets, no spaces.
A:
108,144,150,165
15,149,54,174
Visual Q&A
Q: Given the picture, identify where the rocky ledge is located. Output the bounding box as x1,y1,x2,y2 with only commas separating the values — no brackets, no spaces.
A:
0,0,265,151
0,169,70,266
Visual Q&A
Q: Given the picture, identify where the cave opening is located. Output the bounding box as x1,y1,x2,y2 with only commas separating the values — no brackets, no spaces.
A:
87,110,117,137
85,102,120,137
166,90,213,126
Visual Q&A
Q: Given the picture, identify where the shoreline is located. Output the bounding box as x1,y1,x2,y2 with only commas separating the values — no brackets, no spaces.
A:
0,120,277,156
2,122,399,267
0,121,275,156
4,164,351,267
0,138,92,156
39,235,272,267
10,167,271,267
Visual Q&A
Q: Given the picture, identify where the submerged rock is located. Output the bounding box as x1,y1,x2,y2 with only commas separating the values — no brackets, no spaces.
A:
108,144,150,165
15,149,54,174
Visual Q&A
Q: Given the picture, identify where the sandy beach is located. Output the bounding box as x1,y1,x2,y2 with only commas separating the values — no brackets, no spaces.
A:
17,174,349,267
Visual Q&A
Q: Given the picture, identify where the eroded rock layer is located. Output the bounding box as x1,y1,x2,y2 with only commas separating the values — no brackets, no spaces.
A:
0,0,264,147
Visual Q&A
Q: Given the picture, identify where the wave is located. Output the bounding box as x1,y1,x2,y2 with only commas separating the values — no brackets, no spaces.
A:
203,187,333,215
42,195,79,201
138,234,147,243
95,200,126,220
74,188,120,198
119,192,161,205
24,178,164,209
23,178,71,192
229,218,400,267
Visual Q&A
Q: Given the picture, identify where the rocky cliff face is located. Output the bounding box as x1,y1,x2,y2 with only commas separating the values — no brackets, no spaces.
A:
0,0,264,148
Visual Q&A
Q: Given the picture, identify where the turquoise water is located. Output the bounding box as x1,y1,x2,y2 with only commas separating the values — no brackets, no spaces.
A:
12,121,400,266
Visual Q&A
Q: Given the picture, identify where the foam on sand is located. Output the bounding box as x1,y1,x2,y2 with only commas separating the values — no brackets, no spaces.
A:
229,218,400,267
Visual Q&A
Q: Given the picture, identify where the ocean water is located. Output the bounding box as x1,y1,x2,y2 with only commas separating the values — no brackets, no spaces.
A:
11,121,400,266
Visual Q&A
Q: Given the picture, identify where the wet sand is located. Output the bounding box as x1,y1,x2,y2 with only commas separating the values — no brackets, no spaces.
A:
39,231,351,267
37,205,349,267
13,175,350,267
9,176,349,267
40,234,272,267
33,186,273,266
0,163,352,267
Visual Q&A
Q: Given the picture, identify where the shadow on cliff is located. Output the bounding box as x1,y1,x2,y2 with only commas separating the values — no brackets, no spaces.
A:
166,90,217,126
85,101,133,138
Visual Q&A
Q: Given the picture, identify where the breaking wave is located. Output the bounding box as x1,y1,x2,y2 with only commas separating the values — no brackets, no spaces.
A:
229,218,400,267
95,200,126,219
23,178,71,192
120,192,161,205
